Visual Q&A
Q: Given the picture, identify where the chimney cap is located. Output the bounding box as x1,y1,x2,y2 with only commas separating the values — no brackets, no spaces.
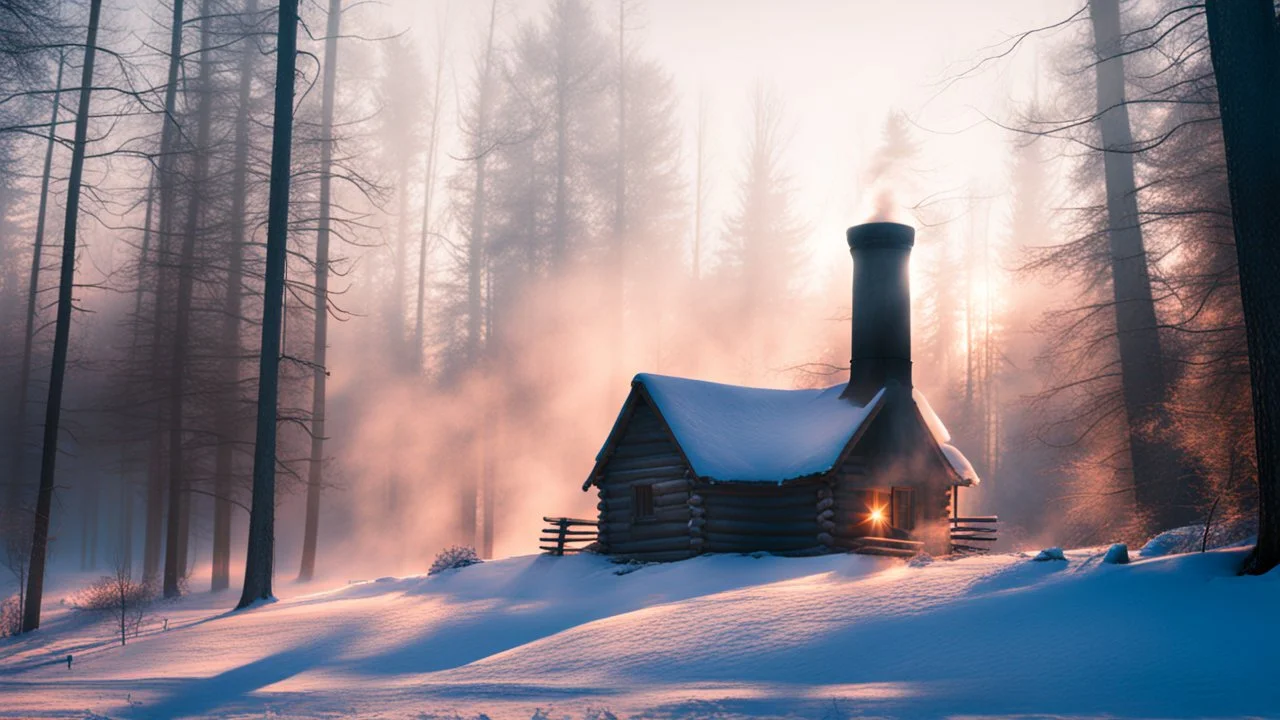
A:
847,221,915,250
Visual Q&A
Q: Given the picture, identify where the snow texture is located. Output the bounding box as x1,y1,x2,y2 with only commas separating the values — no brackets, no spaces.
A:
2,547,1278,719
633,373,884,483
630,374,978,485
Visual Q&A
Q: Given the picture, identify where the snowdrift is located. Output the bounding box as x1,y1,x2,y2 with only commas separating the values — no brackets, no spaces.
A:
1,547,1277,719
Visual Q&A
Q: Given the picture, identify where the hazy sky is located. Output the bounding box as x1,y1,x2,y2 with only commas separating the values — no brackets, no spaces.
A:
395,0,1078,279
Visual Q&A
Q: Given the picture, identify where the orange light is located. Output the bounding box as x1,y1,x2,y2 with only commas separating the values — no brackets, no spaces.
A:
869,507,885,524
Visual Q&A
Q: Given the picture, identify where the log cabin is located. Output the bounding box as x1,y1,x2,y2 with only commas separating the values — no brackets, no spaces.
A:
582,221,981,561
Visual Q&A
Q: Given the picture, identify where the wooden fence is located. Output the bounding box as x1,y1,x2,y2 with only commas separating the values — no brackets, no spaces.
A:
540,517,599,556
849,536,924,558
951,515,999,554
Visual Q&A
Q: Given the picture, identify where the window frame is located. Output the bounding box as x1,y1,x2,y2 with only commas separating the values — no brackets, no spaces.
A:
632,483,656,521
891,486,915,531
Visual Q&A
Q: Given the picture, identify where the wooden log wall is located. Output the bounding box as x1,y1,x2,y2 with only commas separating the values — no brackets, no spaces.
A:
697,481,822,553
827,402,963,556
594,400,696,561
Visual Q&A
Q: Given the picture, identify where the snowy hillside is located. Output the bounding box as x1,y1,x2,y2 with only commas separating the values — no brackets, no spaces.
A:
1,547,1277,719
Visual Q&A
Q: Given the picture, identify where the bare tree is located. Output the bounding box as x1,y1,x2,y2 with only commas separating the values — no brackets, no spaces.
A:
22,0,104,633
8,49,65,512
212,0,263,593
1088,0,1203,530
238,0,301,610
298,0,343,584
72,558,152,646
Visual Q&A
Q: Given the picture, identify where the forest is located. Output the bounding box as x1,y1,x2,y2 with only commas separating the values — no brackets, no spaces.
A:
1,0,1278,636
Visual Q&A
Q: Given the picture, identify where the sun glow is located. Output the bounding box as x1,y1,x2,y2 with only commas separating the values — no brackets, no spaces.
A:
869,507,886,524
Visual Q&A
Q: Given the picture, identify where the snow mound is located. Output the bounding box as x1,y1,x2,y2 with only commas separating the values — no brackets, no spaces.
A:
1140,520,1257,557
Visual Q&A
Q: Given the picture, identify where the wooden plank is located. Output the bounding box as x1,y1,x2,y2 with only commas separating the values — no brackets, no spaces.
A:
600,505,688,525
950,544,990,553
600,465,688,484
702,518,820,537
950,526,997,533
699,504,818,523
852,536,923,548
948,535,997,542
542,516,597,525
540,530,598,538
850,546,917,558
600,481,688,499
702,533,818,551
654,492,691,508
625,522,690,541
700,481,821,497
612,549,696,562
617,430,676,445
950,516,999,523
605,454,689,472
611,439,678,458
700,492,818,510
611,535,693,553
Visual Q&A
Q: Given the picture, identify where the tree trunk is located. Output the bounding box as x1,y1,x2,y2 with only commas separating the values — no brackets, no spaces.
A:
143,0,189,587
164,0,214,600
1204,0,1280,575
1088,0,1201,530
22,0,103,633
468,0,496,550
119,472,133,576
415,25,445,374
211,0,260,593
298,0,342,584
609,0,627,386
142,426,164,582
693,92,706,283
460,0,499,550
9,52,65,512
237,0,300,610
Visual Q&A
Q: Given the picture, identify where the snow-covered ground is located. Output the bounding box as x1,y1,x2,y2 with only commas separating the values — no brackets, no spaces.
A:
1,546,1277,719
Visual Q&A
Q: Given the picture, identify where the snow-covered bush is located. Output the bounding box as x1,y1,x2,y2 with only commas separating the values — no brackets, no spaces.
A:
1032,547,1066,562
1140,518,1257,557
429,545,483,575
1103,543,1130,565
0,595,21,637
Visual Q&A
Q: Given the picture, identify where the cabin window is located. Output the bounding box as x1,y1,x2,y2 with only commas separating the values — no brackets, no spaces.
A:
857,489,892,534
891,487,915,531
632,483,655,521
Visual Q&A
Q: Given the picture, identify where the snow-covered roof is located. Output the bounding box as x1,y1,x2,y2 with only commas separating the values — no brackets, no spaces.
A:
941,444,980,485
596,373,980,486
625,373,885,483
913,389,980,485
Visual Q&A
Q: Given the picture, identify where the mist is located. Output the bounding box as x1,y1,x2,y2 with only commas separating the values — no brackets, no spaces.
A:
6,0,1255,604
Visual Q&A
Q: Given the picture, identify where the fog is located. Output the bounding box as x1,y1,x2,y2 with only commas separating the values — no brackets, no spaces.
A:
7,0,1249,599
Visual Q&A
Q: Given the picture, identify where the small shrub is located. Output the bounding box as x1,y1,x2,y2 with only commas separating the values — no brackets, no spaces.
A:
429,545,483,575
0,595,21,637
70,569,154,645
